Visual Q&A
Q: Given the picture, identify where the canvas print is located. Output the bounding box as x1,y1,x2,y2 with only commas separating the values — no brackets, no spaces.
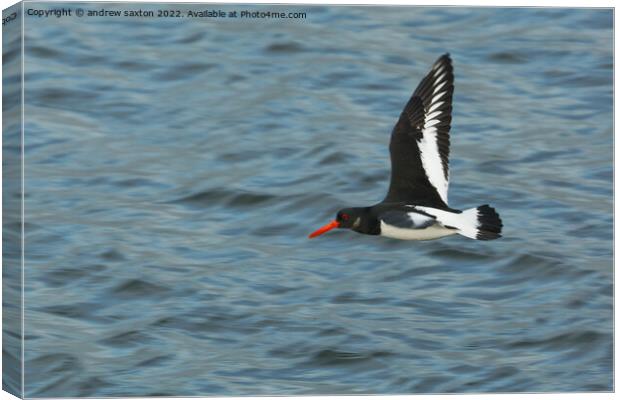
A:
2,1,613,397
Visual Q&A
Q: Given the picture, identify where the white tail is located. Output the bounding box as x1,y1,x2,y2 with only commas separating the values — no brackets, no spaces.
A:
416,205,503,240
457,205,502,240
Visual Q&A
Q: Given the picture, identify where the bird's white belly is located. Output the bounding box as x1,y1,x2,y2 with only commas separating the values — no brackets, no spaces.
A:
380,221,457,241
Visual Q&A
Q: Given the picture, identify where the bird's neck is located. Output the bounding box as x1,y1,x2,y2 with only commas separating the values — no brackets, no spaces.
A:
354,208,380,236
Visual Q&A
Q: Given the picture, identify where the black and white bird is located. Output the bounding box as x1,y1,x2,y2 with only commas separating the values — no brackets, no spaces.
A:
309,54,502,241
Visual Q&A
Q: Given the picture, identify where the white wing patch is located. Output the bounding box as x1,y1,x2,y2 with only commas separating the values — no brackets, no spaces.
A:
416,62,451,205
415,206,478,239
428,101,444,113
418,125,449,204
408,212,434,227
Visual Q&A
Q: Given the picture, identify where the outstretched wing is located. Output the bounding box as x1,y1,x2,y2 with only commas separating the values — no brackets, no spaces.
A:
383,53,454,208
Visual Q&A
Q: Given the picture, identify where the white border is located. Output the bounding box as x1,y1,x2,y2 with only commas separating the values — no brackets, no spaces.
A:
20,2,24,398
0,1,615,400
4,0,619,7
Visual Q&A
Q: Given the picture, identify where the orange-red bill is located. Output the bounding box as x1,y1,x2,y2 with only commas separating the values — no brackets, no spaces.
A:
308,220,340,239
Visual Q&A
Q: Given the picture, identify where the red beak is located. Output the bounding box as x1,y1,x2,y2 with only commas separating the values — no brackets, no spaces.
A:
308,220,340,239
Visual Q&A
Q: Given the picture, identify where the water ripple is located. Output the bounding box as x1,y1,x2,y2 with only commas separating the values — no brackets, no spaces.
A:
15,4,612,397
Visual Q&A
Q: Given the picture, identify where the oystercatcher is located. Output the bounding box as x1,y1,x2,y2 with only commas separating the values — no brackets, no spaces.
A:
309,54,502,241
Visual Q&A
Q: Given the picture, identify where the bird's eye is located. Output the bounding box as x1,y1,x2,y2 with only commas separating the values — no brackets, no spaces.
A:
341,213,349,221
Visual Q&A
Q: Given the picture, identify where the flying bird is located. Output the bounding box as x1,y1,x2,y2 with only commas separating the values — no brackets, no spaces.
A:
309,54,502,241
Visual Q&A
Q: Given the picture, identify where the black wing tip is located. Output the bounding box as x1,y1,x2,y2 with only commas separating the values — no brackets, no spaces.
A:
404,96,425,129
434,53,452,66
408,54,455,121
475,205,503,240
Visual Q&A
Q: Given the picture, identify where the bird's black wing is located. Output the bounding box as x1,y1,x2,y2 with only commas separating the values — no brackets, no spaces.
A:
383,53,454,208
380,210,436,229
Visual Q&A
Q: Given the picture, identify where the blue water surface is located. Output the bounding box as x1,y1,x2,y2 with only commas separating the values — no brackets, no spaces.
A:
5,3,613,396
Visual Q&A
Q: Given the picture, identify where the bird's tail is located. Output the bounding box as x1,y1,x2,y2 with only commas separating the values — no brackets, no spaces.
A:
456,205,503,240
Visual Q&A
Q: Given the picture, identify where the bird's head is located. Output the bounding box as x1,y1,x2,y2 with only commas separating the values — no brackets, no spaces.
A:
308,208,365,238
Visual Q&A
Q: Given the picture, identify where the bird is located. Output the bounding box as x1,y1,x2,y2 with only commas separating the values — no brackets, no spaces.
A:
308,53,502,241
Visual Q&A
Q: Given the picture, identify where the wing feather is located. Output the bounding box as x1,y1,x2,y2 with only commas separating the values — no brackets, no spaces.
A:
384,54,454,207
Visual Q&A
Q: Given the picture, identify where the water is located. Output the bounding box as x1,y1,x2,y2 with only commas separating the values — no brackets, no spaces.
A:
3,3,613,396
